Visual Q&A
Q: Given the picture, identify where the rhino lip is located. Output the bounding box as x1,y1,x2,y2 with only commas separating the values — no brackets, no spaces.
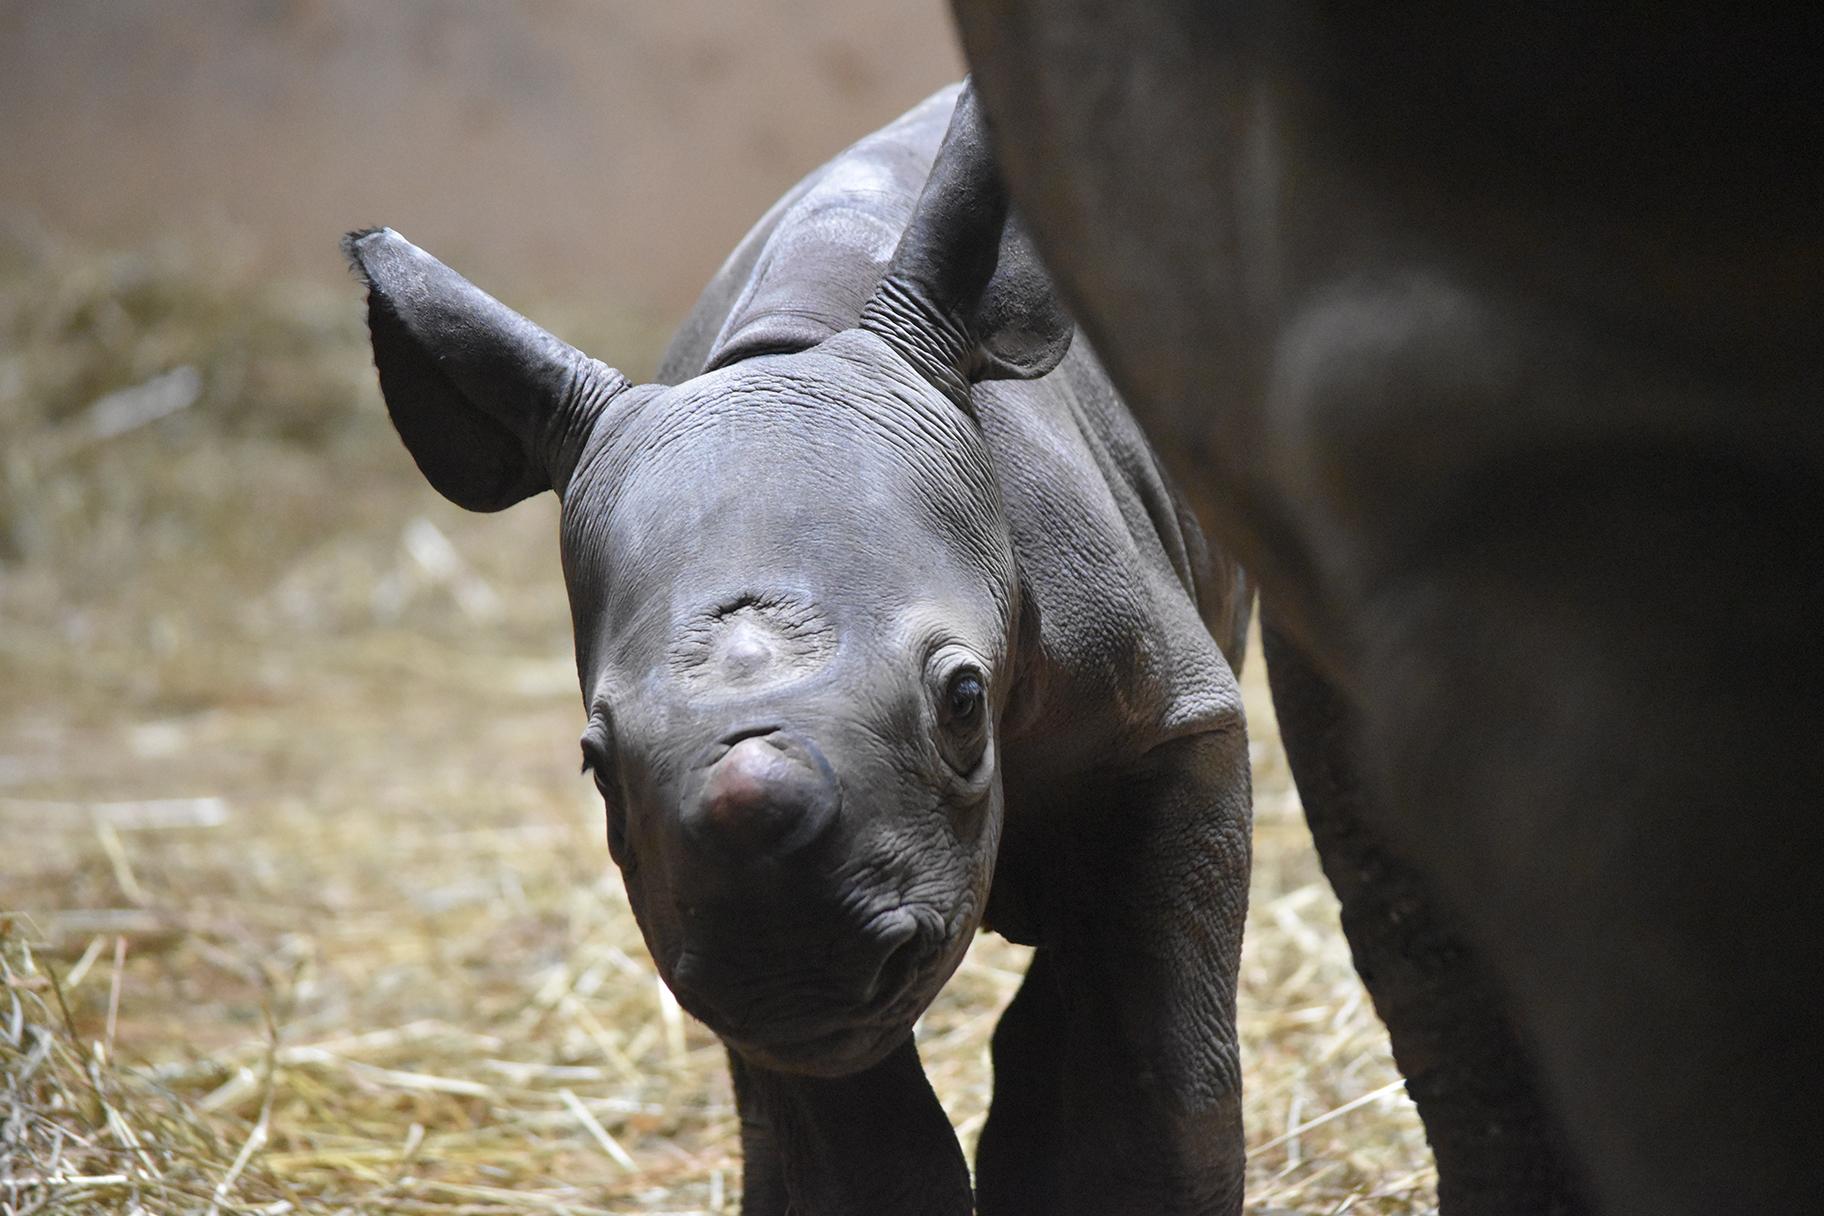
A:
705,995,898,1070
731,1020,905,1077
671,908,948,1063
724,999,926,1075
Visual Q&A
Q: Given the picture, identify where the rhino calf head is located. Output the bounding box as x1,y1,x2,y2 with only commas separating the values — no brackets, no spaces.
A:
345,90,1068,1077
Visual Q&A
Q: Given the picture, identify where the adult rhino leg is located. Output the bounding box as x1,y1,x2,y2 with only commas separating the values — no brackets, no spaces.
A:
977,729,1252,1216
1262,614,1593,1216
730,1038,972,1216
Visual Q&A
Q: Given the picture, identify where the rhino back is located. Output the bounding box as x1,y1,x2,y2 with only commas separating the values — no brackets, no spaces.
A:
659,84,961,385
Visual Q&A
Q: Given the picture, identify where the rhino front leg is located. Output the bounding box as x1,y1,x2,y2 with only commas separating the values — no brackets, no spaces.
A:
977,729,1252,1215
731,1037,973,1216
727,1051,792,1216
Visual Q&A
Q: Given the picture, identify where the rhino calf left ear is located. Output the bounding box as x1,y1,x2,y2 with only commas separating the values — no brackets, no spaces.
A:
866,81,1074,386
344,228,630,512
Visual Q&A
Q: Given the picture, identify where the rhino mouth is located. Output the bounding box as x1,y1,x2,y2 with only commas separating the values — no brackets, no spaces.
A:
719,968,946,1076
727,1017,906,1077
672,905,952,1075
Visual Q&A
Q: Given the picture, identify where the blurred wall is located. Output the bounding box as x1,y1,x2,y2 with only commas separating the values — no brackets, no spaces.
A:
0,0,962,326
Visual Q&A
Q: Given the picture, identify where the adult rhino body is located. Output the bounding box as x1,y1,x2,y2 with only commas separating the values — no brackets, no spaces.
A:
953,6,1822,1215
347,85,1254,1215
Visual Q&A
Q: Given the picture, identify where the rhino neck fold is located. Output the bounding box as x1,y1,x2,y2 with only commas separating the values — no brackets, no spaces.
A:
543,357,631,502
859,276,973,409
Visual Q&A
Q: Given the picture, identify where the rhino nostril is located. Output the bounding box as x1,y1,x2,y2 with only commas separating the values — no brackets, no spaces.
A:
859,911,924,1006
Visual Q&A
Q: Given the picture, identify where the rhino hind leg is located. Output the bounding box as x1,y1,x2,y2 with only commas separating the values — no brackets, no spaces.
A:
1262,617,1594,1216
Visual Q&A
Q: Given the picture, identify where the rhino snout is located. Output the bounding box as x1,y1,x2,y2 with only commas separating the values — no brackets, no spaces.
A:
682,728,840,857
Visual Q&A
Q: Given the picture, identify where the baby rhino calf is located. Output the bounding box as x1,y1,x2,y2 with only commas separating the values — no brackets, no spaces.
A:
347,83,1252,1216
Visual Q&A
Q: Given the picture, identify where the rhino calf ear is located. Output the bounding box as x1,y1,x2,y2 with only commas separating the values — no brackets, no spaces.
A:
868,81,1073,385
343,228,629,511
966,204,1074,380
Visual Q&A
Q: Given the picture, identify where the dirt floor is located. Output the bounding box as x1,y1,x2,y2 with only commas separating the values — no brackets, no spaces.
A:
0,225,1435,1213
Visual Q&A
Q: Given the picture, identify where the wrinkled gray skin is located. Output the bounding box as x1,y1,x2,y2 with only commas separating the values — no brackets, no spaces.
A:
347,85,1253,1215
953,5,1823,1216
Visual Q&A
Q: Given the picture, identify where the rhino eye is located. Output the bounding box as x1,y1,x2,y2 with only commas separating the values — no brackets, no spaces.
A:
580,725,614,787
581,717,632,869
947,672,985,723
937,666,989,774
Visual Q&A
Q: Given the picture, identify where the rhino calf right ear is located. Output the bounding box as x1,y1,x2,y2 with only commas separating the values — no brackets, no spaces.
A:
343,228,630,511
866,81,1074,387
